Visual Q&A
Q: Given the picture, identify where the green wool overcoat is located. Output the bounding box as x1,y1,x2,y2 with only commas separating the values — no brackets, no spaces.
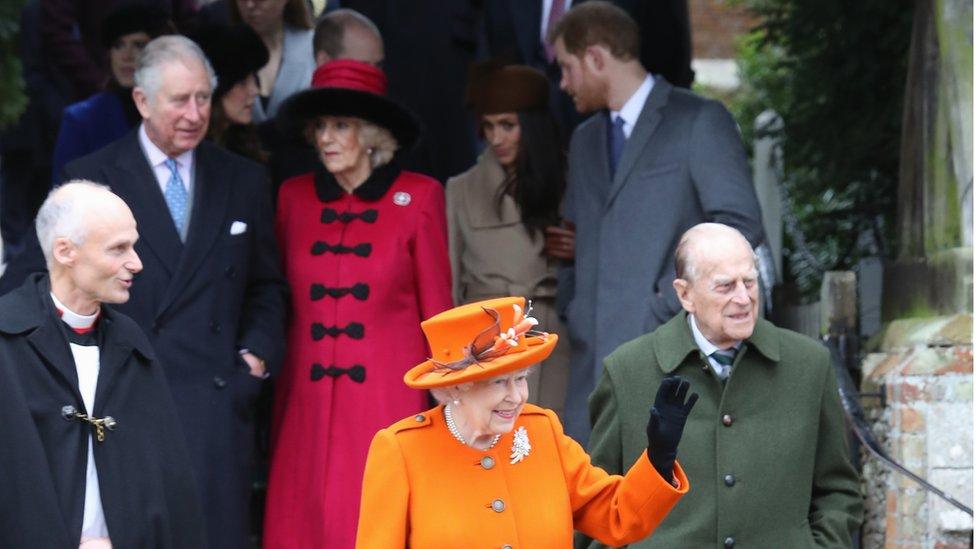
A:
580,312,863,549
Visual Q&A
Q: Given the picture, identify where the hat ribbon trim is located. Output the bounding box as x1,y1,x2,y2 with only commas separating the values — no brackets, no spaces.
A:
431,302,547,375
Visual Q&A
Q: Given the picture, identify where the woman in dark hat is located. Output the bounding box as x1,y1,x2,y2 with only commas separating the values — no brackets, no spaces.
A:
263,59,453,549
446,62,574,418
191,23,270,162
357,297,695,547
50,2,172,180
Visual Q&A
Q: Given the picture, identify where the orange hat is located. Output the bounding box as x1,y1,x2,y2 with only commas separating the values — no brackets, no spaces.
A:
404,297,558,389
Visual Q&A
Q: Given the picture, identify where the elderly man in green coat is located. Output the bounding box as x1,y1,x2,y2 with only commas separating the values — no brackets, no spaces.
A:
580,223,863,549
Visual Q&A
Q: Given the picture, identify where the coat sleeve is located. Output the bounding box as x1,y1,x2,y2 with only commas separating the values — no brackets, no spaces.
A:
410,182,453,321
444,177,464,306
238,172,289,375
546,408,688,547
688,100,766,248
356,429,411,548
809,360,865,547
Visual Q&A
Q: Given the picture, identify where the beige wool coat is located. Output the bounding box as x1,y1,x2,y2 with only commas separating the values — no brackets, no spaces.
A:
446,149,570,416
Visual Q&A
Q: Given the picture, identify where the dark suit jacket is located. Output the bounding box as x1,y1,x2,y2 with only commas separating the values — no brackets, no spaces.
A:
0,129,288,549
558,78,766,443
0,274,207,549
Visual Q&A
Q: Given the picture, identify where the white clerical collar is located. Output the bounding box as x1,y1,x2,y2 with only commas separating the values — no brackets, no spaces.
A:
609,74,654,138
50,292,99,330
688,314,740,356
138,123,194,170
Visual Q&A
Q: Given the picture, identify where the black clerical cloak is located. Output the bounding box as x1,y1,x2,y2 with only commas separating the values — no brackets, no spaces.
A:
0,274,206,548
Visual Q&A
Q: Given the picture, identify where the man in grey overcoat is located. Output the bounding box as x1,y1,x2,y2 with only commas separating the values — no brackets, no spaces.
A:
581,223,863,548
548,2,767,442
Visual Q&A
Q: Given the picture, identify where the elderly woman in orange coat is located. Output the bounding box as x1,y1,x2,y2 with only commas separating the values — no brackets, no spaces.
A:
357,297,698,548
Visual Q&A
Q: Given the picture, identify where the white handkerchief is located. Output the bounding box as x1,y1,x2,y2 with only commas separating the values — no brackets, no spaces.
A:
230,221,248,235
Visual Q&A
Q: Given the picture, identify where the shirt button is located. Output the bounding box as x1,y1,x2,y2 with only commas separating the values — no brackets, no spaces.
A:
480,456,495,470
724,536,735,548
414,414,425,422
722,414,733,426
213,376,227,389
491,499,505,513
724,474,736,487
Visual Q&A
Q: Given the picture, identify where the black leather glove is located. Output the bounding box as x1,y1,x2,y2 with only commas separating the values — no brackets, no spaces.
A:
646,375,699,482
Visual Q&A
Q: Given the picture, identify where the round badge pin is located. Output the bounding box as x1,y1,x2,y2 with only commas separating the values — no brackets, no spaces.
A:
393,191,411,206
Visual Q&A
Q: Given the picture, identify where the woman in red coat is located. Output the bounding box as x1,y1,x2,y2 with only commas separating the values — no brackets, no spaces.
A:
263,60,452,549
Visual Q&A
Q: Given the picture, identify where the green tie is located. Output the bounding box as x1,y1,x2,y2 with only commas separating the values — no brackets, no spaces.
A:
711,350,735,380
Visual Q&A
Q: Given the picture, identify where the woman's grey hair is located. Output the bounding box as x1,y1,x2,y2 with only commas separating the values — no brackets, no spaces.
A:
428,366,539,405
36,180,112,267
135,35,218,104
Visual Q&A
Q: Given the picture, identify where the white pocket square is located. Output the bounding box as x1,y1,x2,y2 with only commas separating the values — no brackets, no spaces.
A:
230,221,248,235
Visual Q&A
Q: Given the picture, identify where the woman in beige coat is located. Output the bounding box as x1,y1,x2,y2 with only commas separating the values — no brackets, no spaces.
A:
446,62,573,417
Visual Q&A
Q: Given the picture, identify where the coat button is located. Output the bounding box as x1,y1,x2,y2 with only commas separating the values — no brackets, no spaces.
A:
480,456,495,470
225,266,236,279
213,376,227,389
61,405,77,419
491,499,505,513
414,414,425,422
210,321,222,333
724,536,735,548
724,474,735,487
722,414,733,426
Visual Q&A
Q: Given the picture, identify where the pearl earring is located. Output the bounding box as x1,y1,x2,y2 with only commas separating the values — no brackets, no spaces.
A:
452,398,460,406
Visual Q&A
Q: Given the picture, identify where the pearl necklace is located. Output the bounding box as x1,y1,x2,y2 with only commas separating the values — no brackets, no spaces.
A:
444,404,501,450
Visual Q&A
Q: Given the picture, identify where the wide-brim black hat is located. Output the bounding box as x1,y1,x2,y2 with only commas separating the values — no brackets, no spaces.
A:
277,60,420,152
189,24,269,100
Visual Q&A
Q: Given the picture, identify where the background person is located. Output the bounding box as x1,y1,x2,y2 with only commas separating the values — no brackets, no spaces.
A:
263,59,452,549
581,223,863,549
192,23,270,162
229,0,315,122
51,2,172,181
446,61,572,418
357,296,696,548
547,1,766,443
0,181,205,549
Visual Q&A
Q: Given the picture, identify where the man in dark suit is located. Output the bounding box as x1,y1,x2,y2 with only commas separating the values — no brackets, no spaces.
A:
0,35,287,549
548,2,766,443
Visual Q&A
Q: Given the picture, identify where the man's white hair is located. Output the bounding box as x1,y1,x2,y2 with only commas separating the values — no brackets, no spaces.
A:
35,180,113,267
134,35,218,104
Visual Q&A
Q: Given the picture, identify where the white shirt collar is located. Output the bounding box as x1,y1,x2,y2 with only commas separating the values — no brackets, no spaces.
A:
138,123,194,170
688,314,740,356
50,292,98,329
609,74,654,138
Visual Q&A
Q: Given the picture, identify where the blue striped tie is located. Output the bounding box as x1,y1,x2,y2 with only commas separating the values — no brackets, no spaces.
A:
163,158,188,237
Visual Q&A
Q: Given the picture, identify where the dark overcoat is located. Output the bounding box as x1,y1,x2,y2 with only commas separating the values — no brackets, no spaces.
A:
0,274,206,548
581,312,864,548
0,130,288,549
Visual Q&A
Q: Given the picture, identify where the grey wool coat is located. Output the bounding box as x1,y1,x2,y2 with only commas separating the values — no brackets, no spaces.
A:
558,76,766,442
581,312,864,549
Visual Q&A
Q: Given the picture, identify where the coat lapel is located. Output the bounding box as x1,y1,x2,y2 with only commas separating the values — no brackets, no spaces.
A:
605,78,672,209
109,132,183,275
587,114,613,199
92,309,156,413
157,143,229,316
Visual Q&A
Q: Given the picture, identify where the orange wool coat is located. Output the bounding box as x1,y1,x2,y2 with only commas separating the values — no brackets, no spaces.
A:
356,404,688,548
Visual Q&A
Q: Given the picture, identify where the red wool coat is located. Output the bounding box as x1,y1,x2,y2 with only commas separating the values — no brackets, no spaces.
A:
263,163,453,549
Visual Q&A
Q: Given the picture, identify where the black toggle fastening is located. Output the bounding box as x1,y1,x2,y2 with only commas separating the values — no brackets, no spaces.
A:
310,283,370,301
321,208,378,224
310,241,372,257
311,322,365,340
310,363,366,383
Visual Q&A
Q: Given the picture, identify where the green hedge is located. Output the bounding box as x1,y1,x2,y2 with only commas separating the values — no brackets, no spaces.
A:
730,0,914,297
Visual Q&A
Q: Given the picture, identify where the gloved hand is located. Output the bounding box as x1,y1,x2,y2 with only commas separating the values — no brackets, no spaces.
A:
646,375,699,483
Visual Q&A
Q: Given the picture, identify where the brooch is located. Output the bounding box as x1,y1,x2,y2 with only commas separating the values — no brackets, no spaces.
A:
392,191,411,206
510,426,531,464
